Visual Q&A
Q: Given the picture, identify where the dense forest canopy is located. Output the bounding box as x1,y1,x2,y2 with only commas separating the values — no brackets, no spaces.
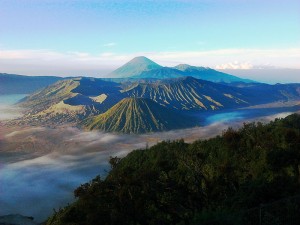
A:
47,113,300,225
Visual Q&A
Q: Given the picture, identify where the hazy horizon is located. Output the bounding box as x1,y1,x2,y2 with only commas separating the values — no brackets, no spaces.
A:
1,61,300,84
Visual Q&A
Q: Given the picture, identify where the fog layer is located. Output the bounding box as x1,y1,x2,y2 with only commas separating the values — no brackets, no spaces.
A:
0,99,297,222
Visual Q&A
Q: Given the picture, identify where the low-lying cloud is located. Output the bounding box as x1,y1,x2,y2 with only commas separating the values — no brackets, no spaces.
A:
0,105,23,120
0,126,206,222
0,129,135,222
0,107,298,222
215,61,278,70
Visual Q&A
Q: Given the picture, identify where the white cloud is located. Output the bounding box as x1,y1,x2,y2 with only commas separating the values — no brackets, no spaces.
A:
216,61,254,69
215,61,280,70
0,105,23,120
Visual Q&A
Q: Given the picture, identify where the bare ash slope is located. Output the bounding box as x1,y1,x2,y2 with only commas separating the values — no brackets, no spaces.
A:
84,97,197,133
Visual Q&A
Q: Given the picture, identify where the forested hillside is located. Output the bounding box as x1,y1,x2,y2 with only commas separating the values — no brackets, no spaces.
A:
47,114,300,225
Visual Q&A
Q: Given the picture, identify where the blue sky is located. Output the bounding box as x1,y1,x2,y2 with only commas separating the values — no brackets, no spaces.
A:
0,0,299,82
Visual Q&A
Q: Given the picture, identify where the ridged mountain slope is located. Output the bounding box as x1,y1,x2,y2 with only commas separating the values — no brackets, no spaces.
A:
20,78,80,113
124,77,250,110
132,67,185,79
18,77,124,124
84,98,197,133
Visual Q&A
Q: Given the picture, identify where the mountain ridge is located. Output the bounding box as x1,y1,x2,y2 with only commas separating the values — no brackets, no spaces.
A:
0,73,62,94
108,56,255,83
9,71,300,133
124,76,251,110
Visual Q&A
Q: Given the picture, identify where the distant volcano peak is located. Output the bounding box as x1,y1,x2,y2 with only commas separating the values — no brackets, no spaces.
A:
109,56,162,78
130,56,156,63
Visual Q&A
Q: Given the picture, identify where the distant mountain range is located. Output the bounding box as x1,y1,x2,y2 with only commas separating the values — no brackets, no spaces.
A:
3,56,300,133
0,73,62,94
18,76,244,128
14,75,300,133
0,56,253,96
109,56,254,83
